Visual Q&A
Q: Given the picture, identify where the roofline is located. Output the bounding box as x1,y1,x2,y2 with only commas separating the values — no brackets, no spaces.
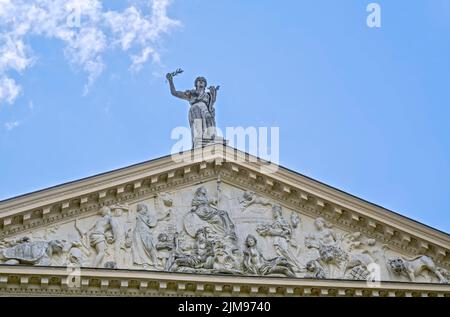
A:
279,161,450,237
0,152,175,204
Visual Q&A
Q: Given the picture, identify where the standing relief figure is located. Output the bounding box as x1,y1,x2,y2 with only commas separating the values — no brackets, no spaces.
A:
290,213,301,229
132,202,170,269
75,206,119,268
304,217,347,277
289,212,303,257
256,204,302,270
110,205,132,268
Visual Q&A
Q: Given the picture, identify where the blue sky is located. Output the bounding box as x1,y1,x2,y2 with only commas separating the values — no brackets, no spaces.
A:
1,0,449,233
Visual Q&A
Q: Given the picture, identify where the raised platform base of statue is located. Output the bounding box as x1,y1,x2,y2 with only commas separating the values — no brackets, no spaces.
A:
193,137,228,148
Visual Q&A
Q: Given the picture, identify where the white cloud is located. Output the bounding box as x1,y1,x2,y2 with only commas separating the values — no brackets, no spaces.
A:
130,47,159,73
4,120,20,130
0,35,33,73
0,76,21,104
0,0,180,105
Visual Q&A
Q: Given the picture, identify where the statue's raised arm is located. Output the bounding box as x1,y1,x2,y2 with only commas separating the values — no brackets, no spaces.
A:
166,70,188,100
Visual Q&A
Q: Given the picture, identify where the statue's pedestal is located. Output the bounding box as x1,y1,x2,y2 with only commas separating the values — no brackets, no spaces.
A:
194,137,228,148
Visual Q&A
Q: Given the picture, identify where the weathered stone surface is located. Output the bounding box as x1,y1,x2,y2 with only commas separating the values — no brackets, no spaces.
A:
0,179,447,285
0,146,449,297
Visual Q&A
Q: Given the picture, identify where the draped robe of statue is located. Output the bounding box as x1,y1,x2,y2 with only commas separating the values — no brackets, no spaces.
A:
186,90,216,146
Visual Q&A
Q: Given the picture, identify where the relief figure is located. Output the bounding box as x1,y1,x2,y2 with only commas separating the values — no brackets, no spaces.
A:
167,227,215,272
0,237,64,266
256,204,301,269
75,206,119,268
242,234,295,277
132,202,170,268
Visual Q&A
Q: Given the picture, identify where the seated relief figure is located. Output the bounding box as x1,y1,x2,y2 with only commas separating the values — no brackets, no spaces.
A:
156,232,177,269
212,240,241,273
0,237,64,266
156,233,175,251
190,187,237,241
166,227,215,272
242,235,296,277
256,204,302,270
189,187,239,267
304,259,326,279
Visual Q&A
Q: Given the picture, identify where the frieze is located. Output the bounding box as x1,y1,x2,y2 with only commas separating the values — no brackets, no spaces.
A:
0,179,448,285
0,148,449,282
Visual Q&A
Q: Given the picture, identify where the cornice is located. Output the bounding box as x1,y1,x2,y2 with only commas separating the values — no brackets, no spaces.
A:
0,265,448,297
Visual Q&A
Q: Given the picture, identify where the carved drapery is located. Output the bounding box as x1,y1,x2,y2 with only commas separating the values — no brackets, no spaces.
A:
0,182,448,286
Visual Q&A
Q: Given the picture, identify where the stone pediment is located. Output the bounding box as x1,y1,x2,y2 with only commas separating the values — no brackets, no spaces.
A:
0,145,449,296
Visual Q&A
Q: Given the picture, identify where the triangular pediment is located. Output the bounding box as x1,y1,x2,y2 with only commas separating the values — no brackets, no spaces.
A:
0,145,449,288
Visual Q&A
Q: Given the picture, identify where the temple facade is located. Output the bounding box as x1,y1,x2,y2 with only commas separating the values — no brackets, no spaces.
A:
0,145,449,297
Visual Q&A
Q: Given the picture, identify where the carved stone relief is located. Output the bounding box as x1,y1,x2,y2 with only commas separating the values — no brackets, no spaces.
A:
256,204,302,271
0,237,63,266
384,250,448,283
242,234,296,277
0,181,448,284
